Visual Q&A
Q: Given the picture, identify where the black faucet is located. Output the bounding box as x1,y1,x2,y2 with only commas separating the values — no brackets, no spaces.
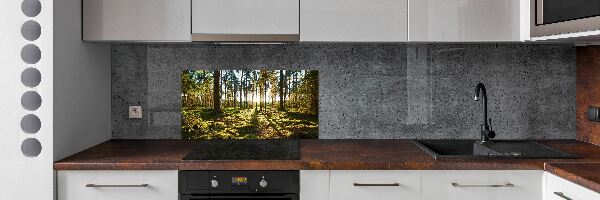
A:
474,83,495,142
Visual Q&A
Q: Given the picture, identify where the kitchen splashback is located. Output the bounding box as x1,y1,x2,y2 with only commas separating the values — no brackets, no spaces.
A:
112,43,575,139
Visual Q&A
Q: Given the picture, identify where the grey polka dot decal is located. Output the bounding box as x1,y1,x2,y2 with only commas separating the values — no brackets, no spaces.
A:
21,0,44,159
21,0,41,17
20,114,41,134
21,20,41,41
21,138,42,157
21,44,41,64
21,91,42,111
21,68,41,88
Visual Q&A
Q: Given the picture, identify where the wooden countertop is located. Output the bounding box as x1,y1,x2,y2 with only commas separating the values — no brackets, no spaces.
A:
545,162,600,194
54,139,600,170
54,139,600,193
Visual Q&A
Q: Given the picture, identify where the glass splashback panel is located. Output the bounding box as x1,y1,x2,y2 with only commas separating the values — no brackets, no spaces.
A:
181,70,318,139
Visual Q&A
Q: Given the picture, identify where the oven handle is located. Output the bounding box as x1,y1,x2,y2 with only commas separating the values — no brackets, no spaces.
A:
180,194,298,200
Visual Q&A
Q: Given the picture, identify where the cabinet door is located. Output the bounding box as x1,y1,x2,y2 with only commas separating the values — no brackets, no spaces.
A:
191,0,299,36
300,170,330,200
57,170,178,200
330,170,420,200
301,0,408,42
545,172,600,200
421,170,542,200
409,0,529,42
83,0,191,41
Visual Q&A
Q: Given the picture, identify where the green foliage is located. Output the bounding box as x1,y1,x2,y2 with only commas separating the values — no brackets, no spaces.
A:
182,107,318,139
181,70,319,139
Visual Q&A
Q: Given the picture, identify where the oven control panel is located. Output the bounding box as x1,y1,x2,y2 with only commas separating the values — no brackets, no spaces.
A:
179,170,299,194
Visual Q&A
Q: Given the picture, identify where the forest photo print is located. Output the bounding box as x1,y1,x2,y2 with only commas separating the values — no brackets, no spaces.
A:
182,70,319,139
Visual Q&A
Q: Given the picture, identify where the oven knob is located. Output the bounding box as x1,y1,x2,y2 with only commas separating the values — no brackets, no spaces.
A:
259,179,268,188
211,180,219,188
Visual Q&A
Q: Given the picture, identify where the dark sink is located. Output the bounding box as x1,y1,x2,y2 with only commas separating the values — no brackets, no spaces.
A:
412,140,577,160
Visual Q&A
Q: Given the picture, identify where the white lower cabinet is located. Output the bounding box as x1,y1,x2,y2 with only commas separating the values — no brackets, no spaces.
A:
545,172,600,200
330,170,421,200
57,170,178,200
300,170,544,200
57,170,600,200
421,170,543,200
301,170,331,200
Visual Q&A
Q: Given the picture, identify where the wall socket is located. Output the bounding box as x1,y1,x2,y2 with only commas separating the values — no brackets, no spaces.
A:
129,106,142,119
588,106,600,122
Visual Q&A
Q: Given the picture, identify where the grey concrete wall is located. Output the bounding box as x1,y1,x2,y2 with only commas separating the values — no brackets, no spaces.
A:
112,43,576,139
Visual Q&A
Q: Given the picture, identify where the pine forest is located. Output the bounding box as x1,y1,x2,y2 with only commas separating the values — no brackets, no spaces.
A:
181,70,319,139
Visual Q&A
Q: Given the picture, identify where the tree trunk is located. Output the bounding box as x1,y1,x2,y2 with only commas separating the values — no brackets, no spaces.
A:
233,83,237,108
263,77,267,112
223,72,228,107
213,70,221,113
244,88,248,109
279,70,285,110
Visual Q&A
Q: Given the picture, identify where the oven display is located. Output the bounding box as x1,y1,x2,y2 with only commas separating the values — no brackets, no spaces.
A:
232,177,248,185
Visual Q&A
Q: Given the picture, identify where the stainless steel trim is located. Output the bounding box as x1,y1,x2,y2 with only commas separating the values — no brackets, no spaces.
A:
191,34,299,42
531,0,600,37
85,184,149,188
553,192,573,200
451,182,514,187
536,0,543,25
353,183,400,187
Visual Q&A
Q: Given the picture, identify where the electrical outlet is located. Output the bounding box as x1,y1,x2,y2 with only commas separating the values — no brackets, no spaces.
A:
129,106,142,119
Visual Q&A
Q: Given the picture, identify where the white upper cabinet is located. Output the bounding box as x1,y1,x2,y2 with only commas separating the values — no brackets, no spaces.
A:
191,0,300,41
82,0,191,42
409,0,530,42
81,0,534,42
300,0,408,42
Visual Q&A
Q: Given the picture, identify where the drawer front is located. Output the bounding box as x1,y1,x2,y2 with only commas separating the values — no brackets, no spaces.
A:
330,170,420,200
57,170,178,200
422,170,543,200
545,172,600,200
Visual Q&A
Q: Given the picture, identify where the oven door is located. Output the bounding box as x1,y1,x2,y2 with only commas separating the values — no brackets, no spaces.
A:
532,0,600,37
180,194,299,200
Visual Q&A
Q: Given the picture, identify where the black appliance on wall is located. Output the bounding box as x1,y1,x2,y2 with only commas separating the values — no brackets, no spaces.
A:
179,171,299,200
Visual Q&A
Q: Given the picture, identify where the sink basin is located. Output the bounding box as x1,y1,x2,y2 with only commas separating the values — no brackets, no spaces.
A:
412,140,577,160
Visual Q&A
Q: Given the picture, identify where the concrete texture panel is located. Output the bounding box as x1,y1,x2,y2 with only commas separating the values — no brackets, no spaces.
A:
111,43,575,139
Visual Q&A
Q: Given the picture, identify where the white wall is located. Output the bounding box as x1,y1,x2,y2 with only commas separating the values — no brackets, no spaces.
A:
53,0,111,161
0,0,54,199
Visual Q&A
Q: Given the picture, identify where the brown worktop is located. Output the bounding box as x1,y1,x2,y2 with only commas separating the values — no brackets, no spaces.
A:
545,162,600,194
54,139,600,171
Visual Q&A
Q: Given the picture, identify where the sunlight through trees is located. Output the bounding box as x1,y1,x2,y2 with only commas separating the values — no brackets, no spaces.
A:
182,70,319,139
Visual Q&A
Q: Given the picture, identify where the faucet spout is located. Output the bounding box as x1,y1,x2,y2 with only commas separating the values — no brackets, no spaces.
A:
474,83,495,142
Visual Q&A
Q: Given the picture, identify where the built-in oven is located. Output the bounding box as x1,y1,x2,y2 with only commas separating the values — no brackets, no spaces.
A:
532,0,600,37
179,171,299,200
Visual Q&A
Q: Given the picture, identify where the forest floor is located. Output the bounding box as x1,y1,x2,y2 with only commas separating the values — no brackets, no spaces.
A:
182,106,318,139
